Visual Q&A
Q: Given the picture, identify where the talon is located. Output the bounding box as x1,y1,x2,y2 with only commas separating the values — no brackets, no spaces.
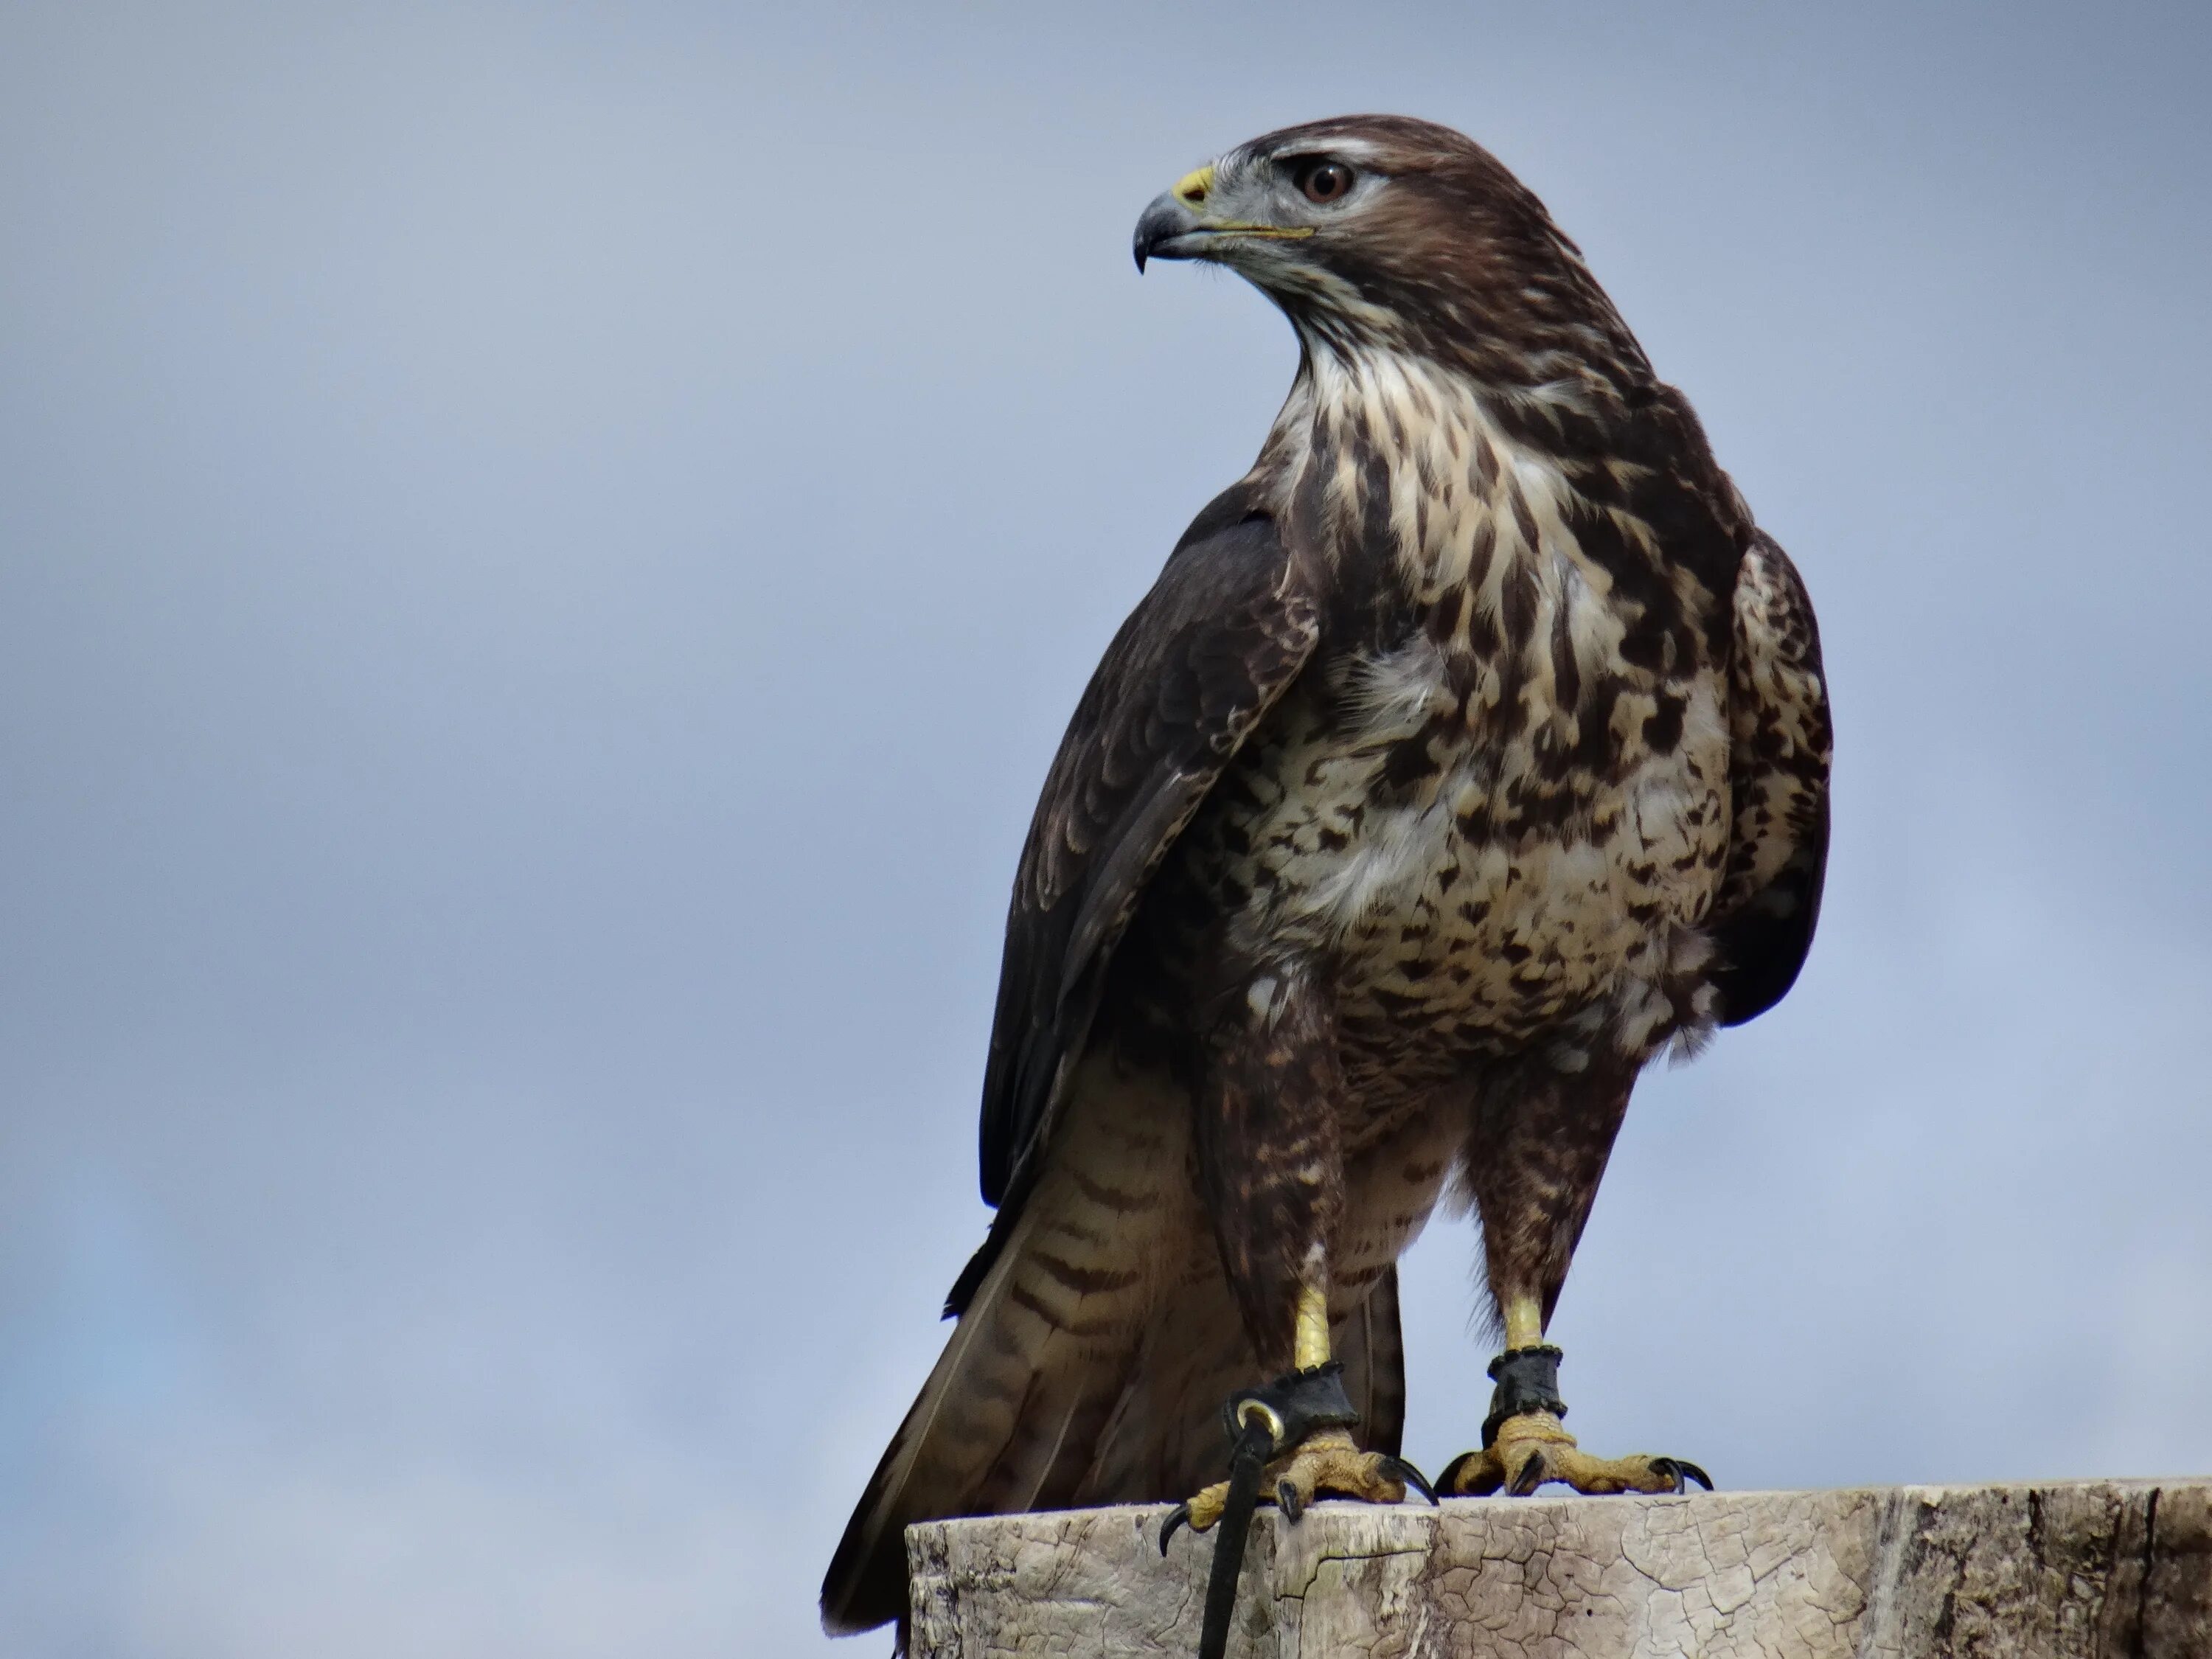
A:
1659,1457,1713,1492
1159,1503,1190,1555
1452,1350,1713,1500
1384,1455,1439,1505
1276,1479,1303,1522
1438,1448,1501,1496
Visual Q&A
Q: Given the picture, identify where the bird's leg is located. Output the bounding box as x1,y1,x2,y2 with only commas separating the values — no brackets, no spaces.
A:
1439,1063,1710,1499
1161,1284,1433,1546
1437,1292,1710,1497
1162,971,1433,1551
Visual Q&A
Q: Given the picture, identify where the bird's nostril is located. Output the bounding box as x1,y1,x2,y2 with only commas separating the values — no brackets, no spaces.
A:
1171,165,1215,207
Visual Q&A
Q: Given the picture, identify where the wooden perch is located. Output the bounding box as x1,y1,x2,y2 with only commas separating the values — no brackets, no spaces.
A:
908,1479,2210,1656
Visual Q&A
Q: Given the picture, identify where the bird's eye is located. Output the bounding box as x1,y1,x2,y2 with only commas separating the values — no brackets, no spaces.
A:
1295,159,1354,205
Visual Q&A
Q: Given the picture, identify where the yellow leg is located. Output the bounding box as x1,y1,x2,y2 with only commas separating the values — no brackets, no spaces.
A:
1293,1282,1331,1370
1165,1277,1434,1540
1502,1293,1543,1353
1439,1293,1710,1498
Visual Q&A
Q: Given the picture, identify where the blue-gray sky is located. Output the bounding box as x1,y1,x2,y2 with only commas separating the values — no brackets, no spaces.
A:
3,3,2209,1654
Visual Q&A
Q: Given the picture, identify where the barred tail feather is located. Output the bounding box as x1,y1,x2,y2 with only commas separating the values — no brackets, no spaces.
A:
819,1052,1412,1636
819,1056,1193,1635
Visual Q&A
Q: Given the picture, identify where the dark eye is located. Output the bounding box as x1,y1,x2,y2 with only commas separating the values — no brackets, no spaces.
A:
1295,159,1354,205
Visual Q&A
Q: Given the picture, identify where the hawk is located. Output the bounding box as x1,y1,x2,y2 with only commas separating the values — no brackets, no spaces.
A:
821,114,1830,1639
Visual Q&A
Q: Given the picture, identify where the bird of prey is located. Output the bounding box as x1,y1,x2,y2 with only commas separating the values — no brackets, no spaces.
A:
821,114,1830,1639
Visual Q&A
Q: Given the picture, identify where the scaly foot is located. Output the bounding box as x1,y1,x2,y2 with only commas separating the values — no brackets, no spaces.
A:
1436,1343,1710,1498
1158,1363,1436,1552
1163,1430,1433,1545
1438,1410,1710,1497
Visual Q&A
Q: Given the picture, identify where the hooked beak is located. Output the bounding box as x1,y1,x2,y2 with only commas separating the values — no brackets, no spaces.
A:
1132,191,1206,272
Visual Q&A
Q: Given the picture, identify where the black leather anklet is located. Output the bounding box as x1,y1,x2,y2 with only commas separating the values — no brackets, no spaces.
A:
1481,1344,1566,1447
1222,1360,1361,1451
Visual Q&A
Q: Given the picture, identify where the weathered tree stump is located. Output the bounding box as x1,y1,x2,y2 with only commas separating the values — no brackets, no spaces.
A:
908,1480,2210,1656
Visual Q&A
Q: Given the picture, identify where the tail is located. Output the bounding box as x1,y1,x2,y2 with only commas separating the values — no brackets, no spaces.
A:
819,1056,1192,1635
820,1055,1408,1635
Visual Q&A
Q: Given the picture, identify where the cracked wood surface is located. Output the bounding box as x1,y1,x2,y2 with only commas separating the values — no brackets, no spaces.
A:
906,1480,2211,1657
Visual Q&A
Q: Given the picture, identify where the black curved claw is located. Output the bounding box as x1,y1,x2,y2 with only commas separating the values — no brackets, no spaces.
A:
1383,1455,1439,1506
1508,1450,1548,1497
1653,1457,1714,1493
1276,1479,1304,1523
1159,1502,1192,1556
1433,1460,1486,1504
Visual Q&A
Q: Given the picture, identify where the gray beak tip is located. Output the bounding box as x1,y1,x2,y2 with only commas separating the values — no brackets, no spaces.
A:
1132,192,1198,276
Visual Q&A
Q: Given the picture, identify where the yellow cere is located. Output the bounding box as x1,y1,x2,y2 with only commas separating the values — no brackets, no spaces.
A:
1173,164,1214,204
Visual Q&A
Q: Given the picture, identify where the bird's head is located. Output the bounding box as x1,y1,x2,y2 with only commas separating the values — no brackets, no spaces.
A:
1134,115,1640,386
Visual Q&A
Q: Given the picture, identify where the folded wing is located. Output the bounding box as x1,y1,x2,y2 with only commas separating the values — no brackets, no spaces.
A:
1712,532,1832,1025
955,487,1324,1308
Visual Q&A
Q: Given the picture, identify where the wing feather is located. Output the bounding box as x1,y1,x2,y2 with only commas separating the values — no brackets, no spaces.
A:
950,487,1321,1313
1712,532,1832,1024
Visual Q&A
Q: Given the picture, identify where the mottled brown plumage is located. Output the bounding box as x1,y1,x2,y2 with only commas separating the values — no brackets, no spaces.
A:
823,114,1830,1637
